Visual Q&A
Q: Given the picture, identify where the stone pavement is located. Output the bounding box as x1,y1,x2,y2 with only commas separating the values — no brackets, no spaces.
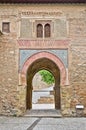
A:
0,116,86,130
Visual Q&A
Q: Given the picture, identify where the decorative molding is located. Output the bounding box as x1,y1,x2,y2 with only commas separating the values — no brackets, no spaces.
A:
18,40,69,49
19,49,68,71
20,11,63,17
20,51,67,86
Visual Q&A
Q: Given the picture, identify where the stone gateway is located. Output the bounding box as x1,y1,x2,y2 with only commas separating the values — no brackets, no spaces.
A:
0,0,86,117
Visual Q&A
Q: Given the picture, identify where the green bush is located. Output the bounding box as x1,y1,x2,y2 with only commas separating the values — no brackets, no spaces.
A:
39,70,55,85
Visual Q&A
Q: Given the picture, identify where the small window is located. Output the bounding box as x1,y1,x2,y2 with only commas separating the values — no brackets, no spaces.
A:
37,24,43,38
2,22,10,33
44,24,51,37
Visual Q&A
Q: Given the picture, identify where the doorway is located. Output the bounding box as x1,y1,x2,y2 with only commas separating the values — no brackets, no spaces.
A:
32,70,55,109
26,58,60,110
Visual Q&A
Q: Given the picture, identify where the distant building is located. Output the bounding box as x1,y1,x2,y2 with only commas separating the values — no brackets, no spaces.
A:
0,0,86,116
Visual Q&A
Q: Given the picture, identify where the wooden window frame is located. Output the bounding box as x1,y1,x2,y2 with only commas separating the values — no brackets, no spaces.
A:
44,23,51,38
36,20,51,39
37,24,43,38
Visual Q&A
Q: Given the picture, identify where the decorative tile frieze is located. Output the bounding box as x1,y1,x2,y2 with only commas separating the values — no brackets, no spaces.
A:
19,49,68,70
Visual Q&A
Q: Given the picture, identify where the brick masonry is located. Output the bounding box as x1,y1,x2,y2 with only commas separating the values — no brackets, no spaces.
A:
0,4,86,116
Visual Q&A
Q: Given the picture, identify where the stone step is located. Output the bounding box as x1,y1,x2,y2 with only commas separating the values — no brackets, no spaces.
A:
25,109,62,118
37,96,54,104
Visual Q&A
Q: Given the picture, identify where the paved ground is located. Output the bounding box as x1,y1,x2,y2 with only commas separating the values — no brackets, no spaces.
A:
0,116,86,130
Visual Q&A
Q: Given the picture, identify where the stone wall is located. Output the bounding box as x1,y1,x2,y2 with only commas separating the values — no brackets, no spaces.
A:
0,35,19,115
0,4,86,116
32,72,51,90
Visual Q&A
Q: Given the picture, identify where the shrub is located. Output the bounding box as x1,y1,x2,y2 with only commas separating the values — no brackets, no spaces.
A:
39,70,55,85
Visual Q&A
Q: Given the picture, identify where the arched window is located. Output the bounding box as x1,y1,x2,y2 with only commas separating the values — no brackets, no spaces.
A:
37,24,43,38
44,24,51,37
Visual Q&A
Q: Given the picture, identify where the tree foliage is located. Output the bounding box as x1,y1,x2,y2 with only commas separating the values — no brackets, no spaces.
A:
39,70,55,85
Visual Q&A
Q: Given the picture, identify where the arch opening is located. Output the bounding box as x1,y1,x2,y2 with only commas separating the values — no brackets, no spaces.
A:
32,69,55,109
26,58,61,110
